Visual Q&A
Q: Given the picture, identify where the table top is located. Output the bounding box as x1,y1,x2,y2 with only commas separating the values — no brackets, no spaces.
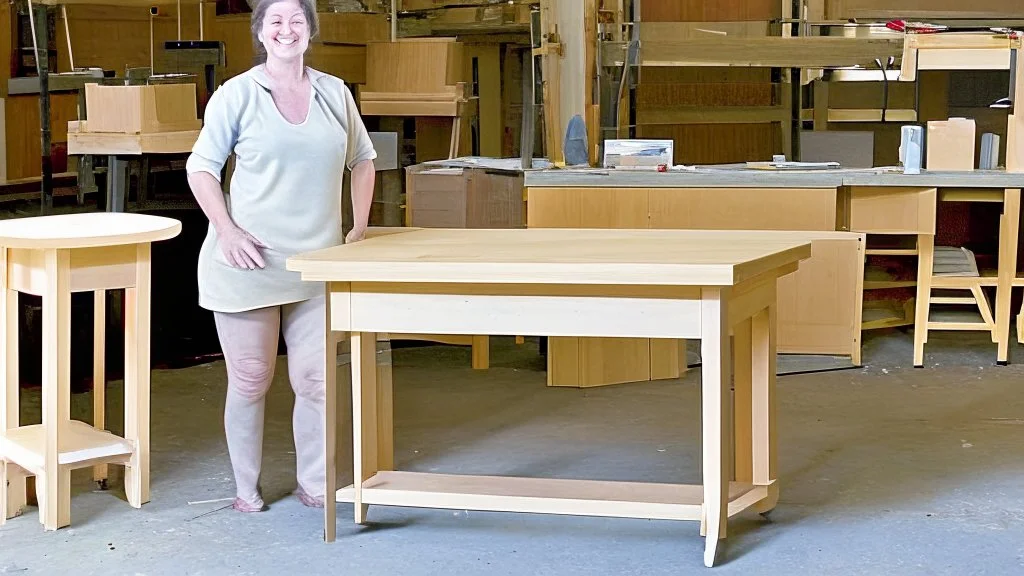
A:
523,167,1024,189
287,228,814,287
0,212,182,249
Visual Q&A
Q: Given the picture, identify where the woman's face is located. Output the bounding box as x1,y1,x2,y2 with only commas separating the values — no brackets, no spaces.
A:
259,0,309,63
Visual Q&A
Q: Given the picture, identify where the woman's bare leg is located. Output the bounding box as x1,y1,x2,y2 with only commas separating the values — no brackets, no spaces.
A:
213,306,281,511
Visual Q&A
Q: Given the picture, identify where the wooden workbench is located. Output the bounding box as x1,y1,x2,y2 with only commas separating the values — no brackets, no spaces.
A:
524,167,1024,386
66,120,199,212
286,227,816,567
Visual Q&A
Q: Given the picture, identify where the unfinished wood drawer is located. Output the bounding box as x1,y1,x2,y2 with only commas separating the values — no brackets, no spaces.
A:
849,186,936,234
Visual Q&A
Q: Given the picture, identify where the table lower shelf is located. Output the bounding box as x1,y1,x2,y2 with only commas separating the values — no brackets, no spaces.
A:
337,471,770,522
0,420,134,476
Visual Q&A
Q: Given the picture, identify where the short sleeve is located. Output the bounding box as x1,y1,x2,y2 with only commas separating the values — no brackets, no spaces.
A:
342,84,377,170
186,82,240,183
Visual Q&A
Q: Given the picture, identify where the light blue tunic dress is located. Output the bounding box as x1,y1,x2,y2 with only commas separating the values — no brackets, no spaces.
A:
186,65,377,313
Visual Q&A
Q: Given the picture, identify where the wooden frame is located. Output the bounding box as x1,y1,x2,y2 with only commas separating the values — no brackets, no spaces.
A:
288,227,814,568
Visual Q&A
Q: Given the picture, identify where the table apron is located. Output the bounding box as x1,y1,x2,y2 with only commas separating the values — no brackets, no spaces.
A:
330,284,706,339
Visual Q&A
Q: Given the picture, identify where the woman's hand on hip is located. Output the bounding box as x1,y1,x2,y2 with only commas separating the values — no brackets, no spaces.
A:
218,225,267,269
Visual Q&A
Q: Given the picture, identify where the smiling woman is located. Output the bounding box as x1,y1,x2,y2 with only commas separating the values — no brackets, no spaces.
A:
184,0,377,515
250,0,319,64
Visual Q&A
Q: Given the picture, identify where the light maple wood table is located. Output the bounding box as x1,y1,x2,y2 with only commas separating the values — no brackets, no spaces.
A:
288,227,814,567
0,212,181,530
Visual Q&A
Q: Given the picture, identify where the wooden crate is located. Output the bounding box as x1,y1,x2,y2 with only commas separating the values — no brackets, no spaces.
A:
405,164,523,229
83,83,201,134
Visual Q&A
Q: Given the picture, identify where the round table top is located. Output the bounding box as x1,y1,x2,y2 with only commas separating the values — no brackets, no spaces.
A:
0,212,182,249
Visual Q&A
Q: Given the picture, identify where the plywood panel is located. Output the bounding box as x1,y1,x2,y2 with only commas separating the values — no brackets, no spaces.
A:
526,187,582,228
580,337,652,387
0,3,12,98
637,83,775,108
366,40,464,93
464,44,503,158
649,188,838,231
849,187,936,234
827,0,1023,19
57,3,216,74
6,93,78,180
776,238,861,355
213,14,255,79
641,0,780,22
645,186,854,355
307,44,368,84
638,124,779,165
578,188,649,228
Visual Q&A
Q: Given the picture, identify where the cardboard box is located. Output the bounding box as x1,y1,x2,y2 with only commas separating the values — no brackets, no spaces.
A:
926,118,976,171
405,163,524,229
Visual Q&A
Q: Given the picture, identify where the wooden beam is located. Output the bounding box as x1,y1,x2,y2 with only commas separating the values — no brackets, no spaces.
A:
539,0,596,165
603,37,904,68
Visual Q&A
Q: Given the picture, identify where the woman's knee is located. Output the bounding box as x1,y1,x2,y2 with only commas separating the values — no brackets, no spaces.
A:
228,356,275,400
289,360,324,402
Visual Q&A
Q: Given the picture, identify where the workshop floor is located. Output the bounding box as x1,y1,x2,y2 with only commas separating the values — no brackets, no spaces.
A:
2,329,1023,575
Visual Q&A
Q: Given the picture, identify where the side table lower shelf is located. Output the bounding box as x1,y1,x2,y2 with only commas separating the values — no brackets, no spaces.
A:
1,420,134,476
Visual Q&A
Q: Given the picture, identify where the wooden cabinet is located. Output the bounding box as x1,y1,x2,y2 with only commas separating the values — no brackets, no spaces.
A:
527,185,864,387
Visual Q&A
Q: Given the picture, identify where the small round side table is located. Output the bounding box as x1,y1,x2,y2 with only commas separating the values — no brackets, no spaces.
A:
0,212,181,530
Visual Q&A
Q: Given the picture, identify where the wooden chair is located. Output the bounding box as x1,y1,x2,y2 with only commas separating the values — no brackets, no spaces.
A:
0,212,180,530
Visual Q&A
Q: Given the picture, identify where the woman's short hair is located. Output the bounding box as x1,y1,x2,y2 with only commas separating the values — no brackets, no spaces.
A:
249,0,320,63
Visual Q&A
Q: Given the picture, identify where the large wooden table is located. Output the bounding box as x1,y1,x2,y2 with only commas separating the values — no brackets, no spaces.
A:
287,227,816,567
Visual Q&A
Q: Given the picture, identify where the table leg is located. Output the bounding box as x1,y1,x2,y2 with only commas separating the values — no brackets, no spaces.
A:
41,249,71,530
324,321,337,543
471,335,489,370
700,288,731,568
92,290,108,488
913,234,934,367
351,331,379,524
124,244,151,508
106,155,128,213
996,189,1021,364
733,320,753,485
752,305,779,514
376,335,394,472
1,252,26,521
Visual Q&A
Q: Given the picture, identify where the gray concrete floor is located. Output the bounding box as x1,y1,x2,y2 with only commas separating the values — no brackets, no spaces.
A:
2,329,1024,575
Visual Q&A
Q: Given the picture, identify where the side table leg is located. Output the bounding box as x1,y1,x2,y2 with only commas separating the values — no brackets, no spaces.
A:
2,251,27,520
42,249,72,530
700,288,731,568
93,290,108,488
124,244,151,507
351,331,379,525
752,305,779,514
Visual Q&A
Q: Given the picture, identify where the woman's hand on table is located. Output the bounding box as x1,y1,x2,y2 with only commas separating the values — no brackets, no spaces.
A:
218,224,267,270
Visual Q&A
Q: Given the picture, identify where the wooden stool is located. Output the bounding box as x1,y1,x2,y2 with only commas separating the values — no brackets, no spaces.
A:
0,212,180,530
